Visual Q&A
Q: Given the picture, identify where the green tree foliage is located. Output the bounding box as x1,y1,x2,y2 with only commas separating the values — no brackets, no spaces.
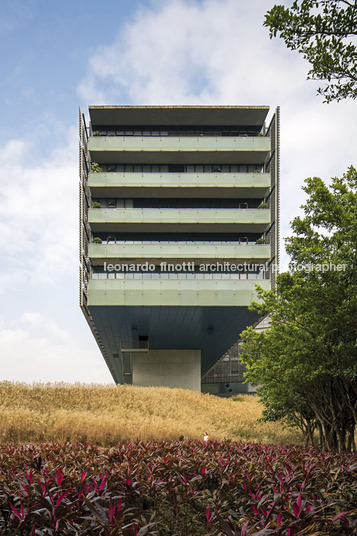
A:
241,167,357,452
264,0,357,102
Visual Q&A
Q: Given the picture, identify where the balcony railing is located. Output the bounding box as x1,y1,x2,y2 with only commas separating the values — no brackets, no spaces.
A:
88,242,271,265
88,172,270,199
88,136,271,165
88,135,270,153
91,128,267,138
87,277,271,307
88,207,270,234
91,272,267,280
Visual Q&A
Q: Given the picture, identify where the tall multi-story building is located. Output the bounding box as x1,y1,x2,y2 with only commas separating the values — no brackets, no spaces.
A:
79,105,279,392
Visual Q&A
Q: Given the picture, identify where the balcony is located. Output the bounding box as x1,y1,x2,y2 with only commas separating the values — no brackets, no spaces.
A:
88,172,270,198
88,207,270,233
88,135,270,165
88,242,271,265
87,277,271,307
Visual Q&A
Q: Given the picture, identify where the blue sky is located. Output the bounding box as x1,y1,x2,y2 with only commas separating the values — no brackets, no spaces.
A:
1,0,356,383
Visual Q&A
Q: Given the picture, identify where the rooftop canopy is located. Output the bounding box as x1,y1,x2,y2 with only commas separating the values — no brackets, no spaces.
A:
88,105,270,127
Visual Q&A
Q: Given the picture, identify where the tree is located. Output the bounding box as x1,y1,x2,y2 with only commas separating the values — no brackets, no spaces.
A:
241,166,357,452
264,0,357,102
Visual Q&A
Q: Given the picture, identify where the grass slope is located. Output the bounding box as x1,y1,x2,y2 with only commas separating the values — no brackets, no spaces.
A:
0,382,302,446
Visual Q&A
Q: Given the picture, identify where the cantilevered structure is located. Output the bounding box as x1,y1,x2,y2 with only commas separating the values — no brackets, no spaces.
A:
79,105,280,391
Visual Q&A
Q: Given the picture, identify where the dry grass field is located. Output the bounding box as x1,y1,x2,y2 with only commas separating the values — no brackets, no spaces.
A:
0,381,302,446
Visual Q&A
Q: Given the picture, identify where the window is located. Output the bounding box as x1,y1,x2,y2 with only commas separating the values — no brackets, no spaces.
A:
169,164,184,172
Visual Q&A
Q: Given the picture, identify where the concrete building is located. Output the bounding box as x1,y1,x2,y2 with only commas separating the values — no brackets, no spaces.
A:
79,105,280,391
201,315,272,396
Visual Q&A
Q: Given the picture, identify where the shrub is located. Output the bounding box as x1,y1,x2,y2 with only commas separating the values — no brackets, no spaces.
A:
91,162,103,172
0,440,356,535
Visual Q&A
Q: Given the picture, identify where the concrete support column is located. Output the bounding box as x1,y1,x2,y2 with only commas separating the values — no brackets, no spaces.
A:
132,349,201,391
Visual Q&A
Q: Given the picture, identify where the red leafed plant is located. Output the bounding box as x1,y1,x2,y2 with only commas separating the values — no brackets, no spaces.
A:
0,440,356,535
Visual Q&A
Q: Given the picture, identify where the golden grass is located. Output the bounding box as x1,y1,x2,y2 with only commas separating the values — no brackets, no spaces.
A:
0,381,302,446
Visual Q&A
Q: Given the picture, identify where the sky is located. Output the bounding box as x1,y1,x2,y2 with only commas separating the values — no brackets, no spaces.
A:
1,0,356,384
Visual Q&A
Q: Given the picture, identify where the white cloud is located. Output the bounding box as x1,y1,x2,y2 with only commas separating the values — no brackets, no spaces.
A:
78,0,310,106
21,312,69,341
0,127,79,292
0,313,113,383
